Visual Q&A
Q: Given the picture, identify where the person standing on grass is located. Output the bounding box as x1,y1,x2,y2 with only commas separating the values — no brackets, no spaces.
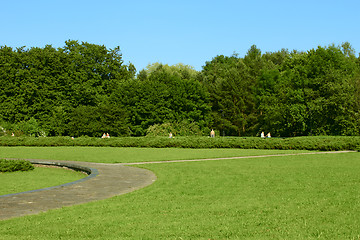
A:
210,129,215,138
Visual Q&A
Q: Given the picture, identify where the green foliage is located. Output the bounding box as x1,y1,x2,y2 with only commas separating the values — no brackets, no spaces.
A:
142,62,198,80
146,121,203,137
0,41,134,137
258,45,360,136
0,118,45,137
1,41,360,137
16,117,45,137
0,120,12,136
67,103,130,137
117,63,211,136
201,43,360,137
0,159,34,172
200,46,276,136
0,136,359,151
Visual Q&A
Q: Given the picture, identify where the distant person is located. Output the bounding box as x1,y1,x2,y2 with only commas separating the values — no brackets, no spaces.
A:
267,132,271,138
210,129,215,138
101,133,106,138
11,132,15,137
106,133,110,138
169,132,173,138
261,131,265,138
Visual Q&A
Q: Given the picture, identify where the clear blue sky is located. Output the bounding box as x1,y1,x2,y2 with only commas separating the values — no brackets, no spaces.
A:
1,0,359,71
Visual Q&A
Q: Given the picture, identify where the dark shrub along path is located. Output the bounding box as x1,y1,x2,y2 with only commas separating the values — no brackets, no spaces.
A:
0,159,34,172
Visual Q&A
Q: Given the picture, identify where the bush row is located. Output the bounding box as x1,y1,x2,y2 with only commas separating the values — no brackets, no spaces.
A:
0,159,34,172
0,136,360,151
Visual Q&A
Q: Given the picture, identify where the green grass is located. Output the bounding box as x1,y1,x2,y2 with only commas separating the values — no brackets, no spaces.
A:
1,151,360,239
0,166,86,196
0,146,310,163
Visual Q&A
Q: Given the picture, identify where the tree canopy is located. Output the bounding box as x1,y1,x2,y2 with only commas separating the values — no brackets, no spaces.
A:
1,41,359,137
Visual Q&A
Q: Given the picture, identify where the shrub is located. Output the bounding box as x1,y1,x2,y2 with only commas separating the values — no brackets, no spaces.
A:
0,136,359,151
0,159,34,172
0,118,46,137
0,120,15,136
0,126,5,136
146,121,202,137
15,118,46,137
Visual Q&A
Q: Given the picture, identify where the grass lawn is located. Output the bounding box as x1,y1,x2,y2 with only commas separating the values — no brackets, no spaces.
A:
0,150,359,239
0,146,311,163
0,166,87,196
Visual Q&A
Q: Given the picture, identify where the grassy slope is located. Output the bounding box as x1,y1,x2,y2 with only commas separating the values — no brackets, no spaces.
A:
1,152,359,239
0,166,86,195
0,146,310,163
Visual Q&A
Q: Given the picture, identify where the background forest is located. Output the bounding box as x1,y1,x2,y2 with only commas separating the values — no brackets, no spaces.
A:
0,40,359,137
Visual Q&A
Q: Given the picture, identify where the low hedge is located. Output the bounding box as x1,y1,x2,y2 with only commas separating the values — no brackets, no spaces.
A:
0,136,360,151
0,159,34,173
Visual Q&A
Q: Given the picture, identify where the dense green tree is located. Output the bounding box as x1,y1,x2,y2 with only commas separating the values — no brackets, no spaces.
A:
116,63,210,136
258,44,360,136
67,103,129,137
0,41,134,136
201,43,360,137
200,47,265,136
1,41,359,137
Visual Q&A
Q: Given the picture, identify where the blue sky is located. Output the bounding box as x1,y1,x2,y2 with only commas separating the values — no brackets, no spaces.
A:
1,0,359,71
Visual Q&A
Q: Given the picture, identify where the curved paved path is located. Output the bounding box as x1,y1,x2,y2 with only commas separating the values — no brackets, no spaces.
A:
0,160,157,220
0,151,355,220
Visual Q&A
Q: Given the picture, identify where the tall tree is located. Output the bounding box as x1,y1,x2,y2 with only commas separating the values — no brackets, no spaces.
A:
0,41,134,136
258,44,360,136
116,63,210,136
200,47,264,136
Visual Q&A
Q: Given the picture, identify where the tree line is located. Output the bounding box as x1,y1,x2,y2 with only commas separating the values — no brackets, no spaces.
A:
0,40,359,137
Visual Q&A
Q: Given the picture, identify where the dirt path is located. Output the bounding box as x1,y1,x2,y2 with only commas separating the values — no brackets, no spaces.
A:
0,151,355,220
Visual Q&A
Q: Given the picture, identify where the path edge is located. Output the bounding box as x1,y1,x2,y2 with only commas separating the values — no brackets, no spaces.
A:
0,160,99,198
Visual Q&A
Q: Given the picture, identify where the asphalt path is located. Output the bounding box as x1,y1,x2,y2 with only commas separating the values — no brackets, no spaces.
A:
0,160,156,220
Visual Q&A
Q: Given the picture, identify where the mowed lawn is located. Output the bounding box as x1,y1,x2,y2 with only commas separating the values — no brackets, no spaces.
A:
0,166,87,196
0,146,310,163
0,150,359,239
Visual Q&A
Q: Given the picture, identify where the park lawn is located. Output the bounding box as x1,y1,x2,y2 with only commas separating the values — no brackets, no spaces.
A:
0,166,87,196
0,146,311,163
1,151,359,239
